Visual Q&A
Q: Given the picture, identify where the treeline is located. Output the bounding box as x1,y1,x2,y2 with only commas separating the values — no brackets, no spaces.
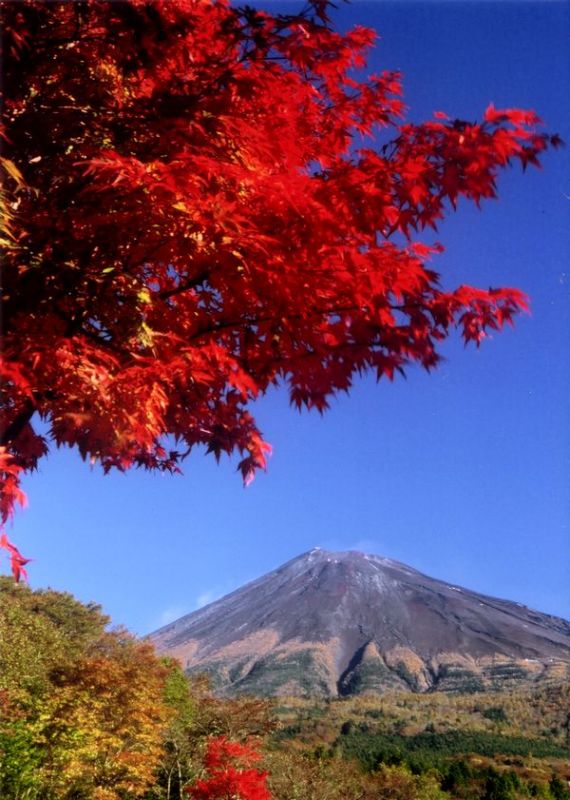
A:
264,753,570,800
274,684,570,746
337,727,570,769
269,715,570,800
0,577,273,799
0,576,178,797
1,578,569,800
269,717,570,800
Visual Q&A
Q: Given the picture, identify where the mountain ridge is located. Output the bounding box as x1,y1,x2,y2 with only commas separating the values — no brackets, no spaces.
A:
150,549,570,697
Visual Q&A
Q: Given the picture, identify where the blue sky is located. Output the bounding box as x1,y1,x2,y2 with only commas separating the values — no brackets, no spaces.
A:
10,0,570,635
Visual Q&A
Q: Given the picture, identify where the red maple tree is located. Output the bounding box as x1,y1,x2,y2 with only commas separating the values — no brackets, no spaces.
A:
0,0,560,574
187,736,271,800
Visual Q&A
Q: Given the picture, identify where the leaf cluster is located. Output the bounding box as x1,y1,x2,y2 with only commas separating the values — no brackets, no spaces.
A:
0,0,561,543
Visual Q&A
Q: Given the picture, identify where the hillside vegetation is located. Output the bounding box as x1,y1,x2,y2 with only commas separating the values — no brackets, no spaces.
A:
265,690,570,800
1,579,569,800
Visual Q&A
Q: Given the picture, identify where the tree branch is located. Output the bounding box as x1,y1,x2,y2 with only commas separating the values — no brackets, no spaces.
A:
159,270,210,300
0,399,37,447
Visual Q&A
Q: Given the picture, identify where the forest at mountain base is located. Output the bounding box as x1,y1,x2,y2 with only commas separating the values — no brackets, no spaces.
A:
1,579,569,800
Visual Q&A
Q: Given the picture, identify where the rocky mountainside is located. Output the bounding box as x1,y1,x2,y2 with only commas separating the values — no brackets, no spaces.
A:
150,549,570,697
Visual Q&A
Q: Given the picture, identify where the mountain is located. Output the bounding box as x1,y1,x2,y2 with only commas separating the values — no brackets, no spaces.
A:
150,549,570,697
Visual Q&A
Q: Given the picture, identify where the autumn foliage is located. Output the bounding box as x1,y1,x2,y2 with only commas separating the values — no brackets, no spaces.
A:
1,579,569,799
0,578,172,798
0,0,560,568
187,737,270,800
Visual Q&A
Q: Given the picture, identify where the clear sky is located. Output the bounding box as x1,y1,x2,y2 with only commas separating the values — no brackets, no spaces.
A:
10,0,570,635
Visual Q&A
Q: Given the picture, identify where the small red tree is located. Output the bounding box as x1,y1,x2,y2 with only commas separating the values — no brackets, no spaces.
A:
0,0,560,570
187,737,271,800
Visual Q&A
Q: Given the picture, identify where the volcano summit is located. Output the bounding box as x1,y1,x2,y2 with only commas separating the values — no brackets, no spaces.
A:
150,549,570,696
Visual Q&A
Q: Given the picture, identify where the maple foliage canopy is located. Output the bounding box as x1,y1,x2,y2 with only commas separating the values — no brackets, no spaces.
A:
0,0,560,571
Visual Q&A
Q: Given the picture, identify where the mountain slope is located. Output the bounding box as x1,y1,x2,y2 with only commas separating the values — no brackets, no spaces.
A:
150,549,570,696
